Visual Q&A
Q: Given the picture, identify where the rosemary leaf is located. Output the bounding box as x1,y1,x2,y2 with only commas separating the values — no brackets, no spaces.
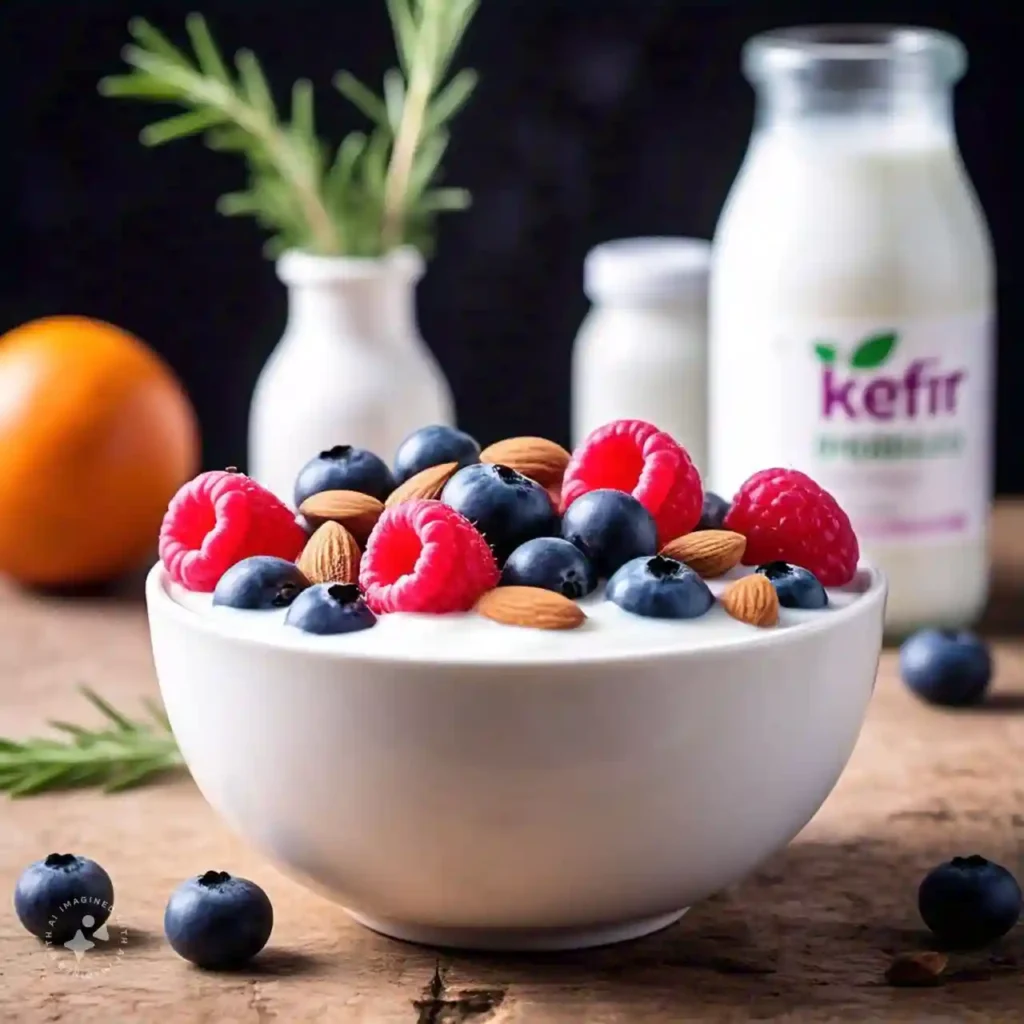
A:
386,0,417,73
204,125,251,151
235,50,276,118
407,131,449,202
333,72,389,126
419,186,471,212
263,235,291,259
127,17,191,66
80,686,135,731
383,68,406,131
425,68,477,134
217,190,264,216
361,128,391,194
185,12,230,83
141,108,226,146
291,79,315,142
435,0,480,78
98,74,185,101
326,132,368,204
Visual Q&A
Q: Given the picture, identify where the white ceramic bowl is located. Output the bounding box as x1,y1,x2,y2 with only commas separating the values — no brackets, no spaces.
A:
146,563,886,951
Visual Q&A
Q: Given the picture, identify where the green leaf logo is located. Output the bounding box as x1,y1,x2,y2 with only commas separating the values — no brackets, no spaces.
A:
850,332,897,370
813,342,837,364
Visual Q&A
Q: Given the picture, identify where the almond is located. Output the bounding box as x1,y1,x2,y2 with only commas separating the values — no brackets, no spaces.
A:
884,951,948,988
385,462,459,507
480,436,571,487
660,529,746,578
298,490,384,544
297,521,360,585
475,586,586,630
546,483,563,514
720,574,779,628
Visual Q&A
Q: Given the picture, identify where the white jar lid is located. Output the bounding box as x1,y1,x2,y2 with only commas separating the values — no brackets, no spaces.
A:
583,237,711,305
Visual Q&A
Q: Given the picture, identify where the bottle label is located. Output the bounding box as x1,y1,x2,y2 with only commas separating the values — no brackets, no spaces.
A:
779,312,993,544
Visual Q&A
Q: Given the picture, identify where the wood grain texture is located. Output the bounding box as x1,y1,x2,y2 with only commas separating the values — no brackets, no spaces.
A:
2,503,1024,1023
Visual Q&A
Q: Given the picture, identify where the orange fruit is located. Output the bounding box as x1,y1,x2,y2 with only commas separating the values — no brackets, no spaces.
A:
0,316,200,585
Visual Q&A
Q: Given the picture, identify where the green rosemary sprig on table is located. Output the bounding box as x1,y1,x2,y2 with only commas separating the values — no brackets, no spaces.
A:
0,687,183,797
99,1,479,257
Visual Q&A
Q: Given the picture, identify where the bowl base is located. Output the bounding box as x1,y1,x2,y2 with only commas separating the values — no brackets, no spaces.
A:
347,907,689,952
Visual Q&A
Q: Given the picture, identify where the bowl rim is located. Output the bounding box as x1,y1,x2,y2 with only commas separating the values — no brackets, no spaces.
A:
146,562,887,671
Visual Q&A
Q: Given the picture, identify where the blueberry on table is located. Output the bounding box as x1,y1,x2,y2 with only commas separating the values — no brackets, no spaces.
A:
697,491,731,530
393,425,480,484
212,556,310,610
561,489,658,578
294,444,396,506
164,870,273,969
14,853,114,943
918,855,1021,948
900,629,992,707
442,463,559,564
607,555,714,619
285,583,377,635
501,537,597,598
756,561,828,610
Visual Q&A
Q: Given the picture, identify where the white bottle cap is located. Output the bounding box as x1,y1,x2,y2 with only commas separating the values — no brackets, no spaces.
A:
583,237,711,306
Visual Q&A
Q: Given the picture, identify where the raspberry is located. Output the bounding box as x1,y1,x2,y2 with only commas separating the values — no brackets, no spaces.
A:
724,468,859,587
359,499,499,614
561,420,703,544
159,470,307,591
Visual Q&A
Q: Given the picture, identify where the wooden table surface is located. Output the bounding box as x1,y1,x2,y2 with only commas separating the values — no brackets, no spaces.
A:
2,503,1024,1023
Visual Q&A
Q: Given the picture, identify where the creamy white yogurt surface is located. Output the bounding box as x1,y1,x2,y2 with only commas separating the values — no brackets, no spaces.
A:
165,565,872,665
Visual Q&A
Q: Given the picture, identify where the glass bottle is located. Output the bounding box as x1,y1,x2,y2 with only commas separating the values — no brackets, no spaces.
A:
708,26,995,634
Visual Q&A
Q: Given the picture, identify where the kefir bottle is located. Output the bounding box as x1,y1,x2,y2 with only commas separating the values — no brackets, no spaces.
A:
709,26,995,634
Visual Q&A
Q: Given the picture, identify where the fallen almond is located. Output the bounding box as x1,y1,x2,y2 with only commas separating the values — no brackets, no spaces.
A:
660,529,746,578
720,574,779,627
884,951,948,988
297,521,360,585
298,490,384,544
385,462,459,507
480,436,571,488
476,586,585,630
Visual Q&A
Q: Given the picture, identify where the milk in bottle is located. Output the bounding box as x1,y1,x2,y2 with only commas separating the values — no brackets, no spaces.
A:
709,26,995,634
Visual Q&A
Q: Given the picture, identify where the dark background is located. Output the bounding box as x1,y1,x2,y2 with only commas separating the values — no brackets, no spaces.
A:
1,2,1019,488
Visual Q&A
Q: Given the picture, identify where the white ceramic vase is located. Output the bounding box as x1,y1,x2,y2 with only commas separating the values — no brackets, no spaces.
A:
248,248,455,505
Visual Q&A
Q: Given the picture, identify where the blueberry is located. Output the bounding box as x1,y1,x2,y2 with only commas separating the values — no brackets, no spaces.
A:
294,444,395,506
900,629,992,707
393,425,480,484
285,583,376,635
697,491,731,530
502,537,597,598
442,463,558,564
918,855,1021,949
213,556,310,610
560,489,658,578
756,561,828,610
14,853,114,943
607,555,714,619
164,869,273,969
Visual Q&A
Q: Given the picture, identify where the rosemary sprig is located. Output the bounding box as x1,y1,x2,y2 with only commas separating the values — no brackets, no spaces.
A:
0,687,183,797
99,2,478,258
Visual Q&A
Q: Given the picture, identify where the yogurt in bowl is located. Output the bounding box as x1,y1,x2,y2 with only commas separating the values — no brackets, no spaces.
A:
146,419,886,950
